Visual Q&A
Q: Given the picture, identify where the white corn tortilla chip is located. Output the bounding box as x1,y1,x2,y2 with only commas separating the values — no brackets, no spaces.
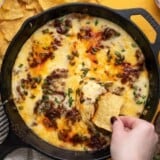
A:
25,1,42,12
92,92,124,131
0,20,23,41
38,0,98,10
0,0,24,20
0,31,8,66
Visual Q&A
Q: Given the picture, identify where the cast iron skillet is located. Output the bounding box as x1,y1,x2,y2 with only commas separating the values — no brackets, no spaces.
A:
0,3,160,160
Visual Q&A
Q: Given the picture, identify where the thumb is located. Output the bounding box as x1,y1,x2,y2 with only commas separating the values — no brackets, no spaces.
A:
111,117,125,137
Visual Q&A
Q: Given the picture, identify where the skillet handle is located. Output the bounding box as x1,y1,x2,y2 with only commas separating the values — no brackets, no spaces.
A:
116,8,160,56
0,129,29,159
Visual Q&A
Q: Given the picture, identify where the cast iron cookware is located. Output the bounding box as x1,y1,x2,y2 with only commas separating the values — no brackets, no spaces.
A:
0,3,160,160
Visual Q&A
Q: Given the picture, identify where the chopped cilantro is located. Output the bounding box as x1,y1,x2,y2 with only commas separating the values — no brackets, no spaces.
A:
42,28,49,34
131,43,137,48
68,96,74,107
67,88,74,107
89,77,96,80
82,62,85,67
67,54,74,60
136,100,143,105
34,76,42,84
144,84,147,88
114,51,125,65
95,19,99,26
30,94,36,99
18,64,23,68
114,51,122,57
121,48,125,52
18,106,23,110
81,68,89,78
54,97,60,104
133,85,147,105
86,21,90,24
68,88,73,96
42,95,49,101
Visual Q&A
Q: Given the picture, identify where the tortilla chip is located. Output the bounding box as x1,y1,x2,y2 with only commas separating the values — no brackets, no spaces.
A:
0,0,24,20
92,92,124,131
25,1,42,13
0,20,22,41
75,89,95,122
65,0,98,3
79,103,95,122
38,0,58,10
19,0,32,4
2,0,20,10
0,0,4,7
120,99,143,117
0,9,23,20
38,0,98,10
0,31,8,66
22,8,36,19
0,8,36,41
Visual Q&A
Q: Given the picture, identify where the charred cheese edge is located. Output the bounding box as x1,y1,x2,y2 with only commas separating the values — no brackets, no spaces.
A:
12,13,149,151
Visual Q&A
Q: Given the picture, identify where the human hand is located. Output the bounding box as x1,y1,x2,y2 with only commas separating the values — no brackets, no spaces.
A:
110,116,158,160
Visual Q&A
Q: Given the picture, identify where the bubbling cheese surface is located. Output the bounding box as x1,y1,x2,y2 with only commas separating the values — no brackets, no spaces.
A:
12,13,149,151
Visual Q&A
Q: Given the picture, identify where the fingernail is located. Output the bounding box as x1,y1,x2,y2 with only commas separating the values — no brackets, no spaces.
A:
110,116,117,124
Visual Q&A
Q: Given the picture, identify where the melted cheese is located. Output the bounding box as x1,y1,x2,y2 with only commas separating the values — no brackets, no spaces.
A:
82,80,106,104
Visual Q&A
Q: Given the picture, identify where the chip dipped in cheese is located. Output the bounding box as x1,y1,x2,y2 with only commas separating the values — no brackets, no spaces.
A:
92,92,124,131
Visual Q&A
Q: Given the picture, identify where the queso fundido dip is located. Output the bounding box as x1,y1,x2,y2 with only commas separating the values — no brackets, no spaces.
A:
12,13,149,151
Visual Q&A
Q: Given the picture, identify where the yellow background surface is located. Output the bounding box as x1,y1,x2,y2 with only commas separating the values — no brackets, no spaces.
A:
99,0,160,23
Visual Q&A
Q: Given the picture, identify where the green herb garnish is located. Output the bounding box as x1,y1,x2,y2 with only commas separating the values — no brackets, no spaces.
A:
133,86,147,105
30,94,36,99
18,106,23,110
67,88,74,107
68,88,73,96
95,19,99,26
42,95,49,101
54,97,60,104
82,62,85,67
67,54,74,60
86,21,90,24
34,76,42,84
18,64,23,68
68,96,74,107
114,51,125,65
42,28,49,34
131,43,137,48
136,100,143,105
121,48,125,52
81,68,89,78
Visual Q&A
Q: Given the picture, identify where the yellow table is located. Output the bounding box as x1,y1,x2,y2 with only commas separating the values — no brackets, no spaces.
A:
99,0,160,23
